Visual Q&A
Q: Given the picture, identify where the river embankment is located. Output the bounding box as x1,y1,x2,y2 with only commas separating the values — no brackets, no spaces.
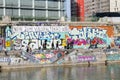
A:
0,48,120,70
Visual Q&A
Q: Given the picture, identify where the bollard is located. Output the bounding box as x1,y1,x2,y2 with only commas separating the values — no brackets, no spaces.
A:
88,61,90,67
105,60,108,66
0,66,2,72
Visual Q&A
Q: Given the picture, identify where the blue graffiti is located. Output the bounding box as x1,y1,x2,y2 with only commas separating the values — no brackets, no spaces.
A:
19,32,61,40
114,37,120,46
5,26,12,39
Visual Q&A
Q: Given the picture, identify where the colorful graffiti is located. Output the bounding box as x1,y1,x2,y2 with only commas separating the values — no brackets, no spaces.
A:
5,26,114,50
107,54,120,60
114,37,120,46
77,56,96,62
0,57,10,62
21,49,66,64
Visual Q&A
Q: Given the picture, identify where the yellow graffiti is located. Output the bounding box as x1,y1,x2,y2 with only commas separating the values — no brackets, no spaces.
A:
5,41,10,47
62,39,67,47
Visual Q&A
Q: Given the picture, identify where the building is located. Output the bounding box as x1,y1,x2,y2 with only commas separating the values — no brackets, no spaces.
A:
64,0,71,21
0,0,65,21
71,0,84,21
84,0,120,21
71,0,77,21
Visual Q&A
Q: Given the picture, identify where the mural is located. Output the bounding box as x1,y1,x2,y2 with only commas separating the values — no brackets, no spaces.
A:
114,37,120,46
78,55,96,62
5,26,114,50
107,54,120,60
0,57,10,62
21,50,65,64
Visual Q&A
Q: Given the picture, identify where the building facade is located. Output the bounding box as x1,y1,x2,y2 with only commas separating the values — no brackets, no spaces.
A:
71,0,84,21
0,0,65,21
110,0,120,12
64,0,71,21
84,0,120,21
71,0,77,21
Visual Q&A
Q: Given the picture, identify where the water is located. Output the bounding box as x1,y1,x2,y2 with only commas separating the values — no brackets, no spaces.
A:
0,64,120,80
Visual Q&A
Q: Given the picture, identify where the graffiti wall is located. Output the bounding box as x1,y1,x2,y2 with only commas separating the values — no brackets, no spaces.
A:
107,54,120,60
114,37,120,46
5,26,114,50
69,26,114,48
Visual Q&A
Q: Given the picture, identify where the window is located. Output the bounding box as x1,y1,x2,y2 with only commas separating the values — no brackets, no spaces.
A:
0,0,3,6
21,0,32,8
48,1,58,8
0,8,3,16
35,10,46,17
21,9,32,17
5,0,18,7
35,1,46,8
6,9,18,17
48,11,58,18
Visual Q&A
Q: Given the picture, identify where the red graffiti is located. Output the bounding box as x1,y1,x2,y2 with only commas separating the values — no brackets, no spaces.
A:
66,37,105,46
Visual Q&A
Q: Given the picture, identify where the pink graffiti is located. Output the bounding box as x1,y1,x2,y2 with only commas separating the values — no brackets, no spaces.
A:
74,39,87,45
78,56,96,62
91,37,105,45
67,37,105,46
67,38,73,43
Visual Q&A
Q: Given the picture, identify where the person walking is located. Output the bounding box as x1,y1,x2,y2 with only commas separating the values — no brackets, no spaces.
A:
3,47,8,56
